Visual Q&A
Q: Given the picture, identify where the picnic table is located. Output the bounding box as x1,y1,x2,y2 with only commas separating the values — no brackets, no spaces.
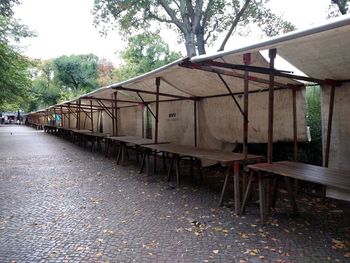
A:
243,161,350,223
141,143,264,214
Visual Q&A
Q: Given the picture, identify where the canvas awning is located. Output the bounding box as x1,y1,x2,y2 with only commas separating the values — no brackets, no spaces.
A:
192,14,350,82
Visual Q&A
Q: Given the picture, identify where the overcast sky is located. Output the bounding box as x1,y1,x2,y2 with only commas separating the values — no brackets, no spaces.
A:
14,0,333,64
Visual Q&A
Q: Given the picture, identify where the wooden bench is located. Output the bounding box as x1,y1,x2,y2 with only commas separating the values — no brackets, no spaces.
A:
243,161,350,223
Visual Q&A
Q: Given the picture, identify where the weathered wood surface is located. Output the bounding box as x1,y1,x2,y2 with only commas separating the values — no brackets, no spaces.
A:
143,143,263,164
248,161,350,191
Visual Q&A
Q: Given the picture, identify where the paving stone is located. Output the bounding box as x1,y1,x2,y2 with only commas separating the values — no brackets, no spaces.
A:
0,125,349,262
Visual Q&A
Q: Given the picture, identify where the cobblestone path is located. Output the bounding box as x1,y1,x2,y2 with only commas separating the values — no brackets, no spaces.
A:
0,125,349,262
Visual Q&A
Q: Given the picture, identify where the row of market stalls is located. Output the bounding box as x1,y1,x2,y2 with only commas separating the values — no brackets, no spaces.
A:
26,14,350,221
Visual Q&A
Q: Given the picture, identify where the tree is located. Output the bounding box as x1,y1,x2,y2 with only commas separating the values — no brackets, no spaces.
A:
25,60,61,112
98,58,115,86
53,54,99,97
112,33,182,81
0,0,35,111
92,0,295,56
329,0,349,16
0,0,20,17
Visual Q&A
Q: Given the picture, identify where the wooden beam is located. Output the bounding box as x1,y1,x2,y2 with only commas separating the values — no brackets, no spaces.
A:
324,85,335,168
267,49,277,164
243,53,250,159
114,86,194,100
155,77,160,144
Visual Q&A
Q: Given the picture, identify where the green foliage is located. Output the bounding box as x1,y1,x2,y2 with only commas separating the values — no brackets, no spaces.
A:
329,0,349,16
53,54,99,93
305,86,323,165
92,0,295,55
0,39,33,111
0,0,20,17
0,1,36,112
113,33,182,81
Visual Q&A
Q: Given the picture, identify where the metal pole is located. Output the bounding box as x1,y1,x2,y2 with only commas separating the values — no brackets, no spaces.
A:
155,77,160,143
142,104,145,138
243,53,251,159
194,99,197,147
68,104,71,129
267,49,277,163
324,85,335,168
114,92,118,136
293,88,298,161
112,98,115,136
60,106,63,127
90,100,94,132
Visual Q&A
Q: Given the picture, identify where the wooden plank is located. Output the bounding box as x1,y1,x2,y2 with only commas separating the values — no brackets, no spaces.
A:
248,161,350,191
142,143,264,164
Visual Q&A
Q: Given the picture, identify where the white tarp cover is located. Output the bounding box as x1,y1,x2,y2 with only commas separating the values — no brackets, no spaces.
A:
192,14,350,81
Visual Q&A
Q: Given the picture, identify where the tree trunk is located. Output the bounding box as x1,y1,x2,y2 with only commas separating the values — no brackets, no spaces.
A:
184,32,197,57
195,27,206,55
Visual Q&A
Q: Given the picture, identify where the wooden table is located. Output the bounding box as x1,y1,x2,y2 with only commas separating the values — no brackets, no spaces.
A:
28,123,43,130
43,124,58,133
142,143,264,214
244,161,350,223
80,132,108,152
106,136,166,165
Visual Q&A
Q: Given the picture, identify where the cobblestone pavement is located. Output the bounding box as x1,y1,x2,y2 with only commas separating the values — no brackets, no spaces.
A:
0,125,349,263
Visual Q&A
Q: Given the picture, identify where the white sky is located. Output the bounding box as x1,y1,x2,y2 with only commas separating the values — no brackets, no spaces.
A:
14,0,333,64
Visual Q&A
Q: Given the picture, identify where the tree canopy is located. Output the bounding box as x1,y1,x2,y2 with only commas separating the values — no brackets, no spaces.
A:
92,0,295,56
0,0,35,112
113,32,182,81
329,0,349,16
53,54,99,96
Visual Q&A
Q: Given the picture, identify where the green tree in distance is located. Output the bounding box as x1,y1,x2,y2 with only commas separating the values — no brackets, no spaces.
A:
113,32,182,81
92,0,295,56
98,58,115,86
25,60,61,112
53,54,99,99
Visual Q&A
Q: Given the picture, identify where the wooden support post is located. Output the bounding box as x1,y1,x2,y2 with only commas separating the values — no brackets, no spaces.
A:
68,104,71,129
114,92,118,136
243,53,251,159
155,77,160,144
90,100,94,132
112,98,115,136
324,85,335,168
60,106,63,128
194,99,197,147
142,104,145,138
293,88,298,161
53,108,57,126
267,49,277,164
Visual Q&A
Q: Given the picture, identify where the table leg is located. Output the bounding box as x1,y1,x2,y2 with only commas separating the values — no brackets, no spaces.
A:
284,177,299,215
162,152,167,173
197,159,203,182
139,148,146,174
218,166,230,207
258,172,265,224
167,154,175,182
175,155,180,187
234,162,240,215
153,150,157,175
241,170,254,214
146,149,151,176
190,157,194,181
